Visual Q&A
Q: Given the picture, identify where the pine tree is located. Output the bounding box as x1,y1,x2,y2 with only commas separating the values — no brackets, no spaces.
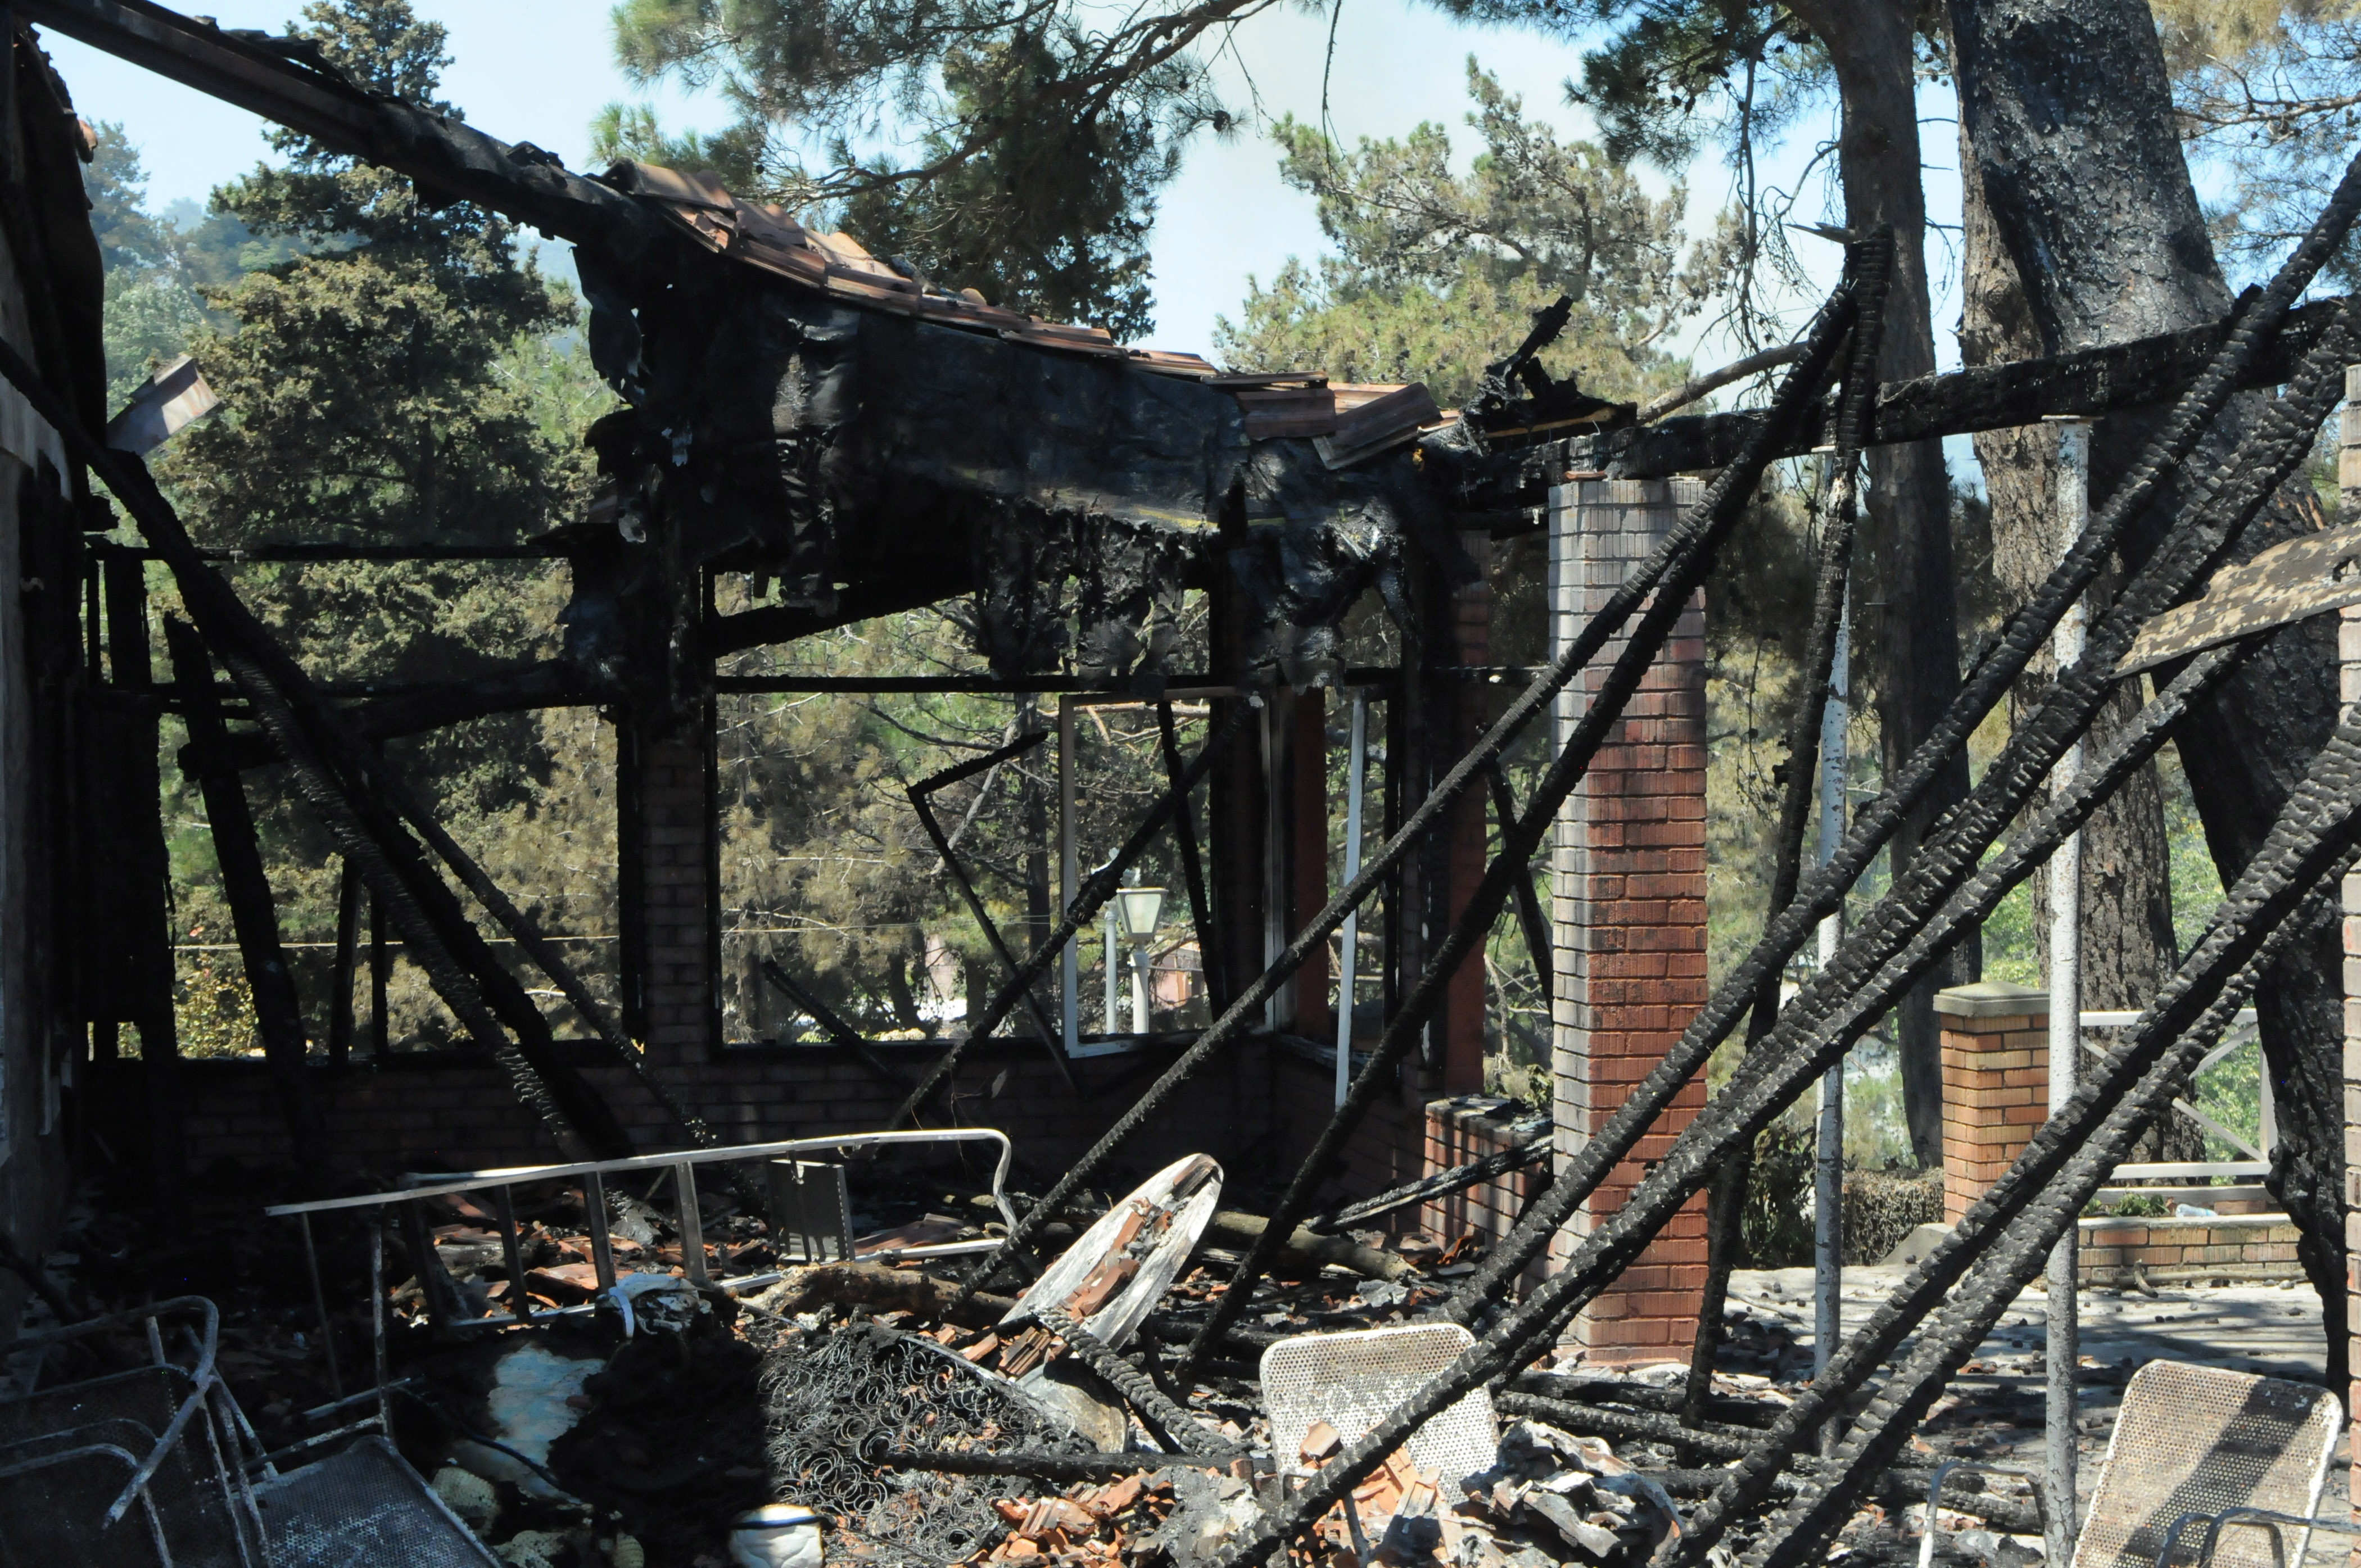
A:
1215,61,1715,406
124,0,618,1052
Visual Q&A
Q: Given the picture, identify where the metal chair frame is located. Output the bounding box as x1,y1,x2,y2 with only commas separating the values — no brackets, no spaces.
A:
2151,1507,2361,1567
0,1298,253,1534
1917,1458,2055,1568
0,1441,178,1565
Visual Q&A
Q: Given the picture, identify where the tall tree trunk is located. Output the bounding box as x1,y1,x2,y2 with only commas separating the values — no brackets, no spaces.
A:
1785,0,1974,1168
1952,0,2347,1394
1959,165,2192,1166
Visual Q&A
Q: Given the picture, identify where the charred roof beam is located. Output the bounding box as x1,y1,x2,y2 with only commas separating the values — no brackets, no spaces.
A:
1588,293,2347,480
20,0,679,273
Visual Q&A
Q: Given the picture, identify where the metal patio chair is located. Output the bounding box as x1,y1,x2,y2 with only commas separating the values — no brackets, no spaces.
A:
1922,1360,2348,1568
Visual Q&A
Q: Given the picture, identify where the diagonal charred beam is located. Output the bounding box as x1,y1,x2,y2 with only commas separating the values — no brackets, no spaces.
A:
162,615,332,1184
1584,293,2344,480
19,0,676,270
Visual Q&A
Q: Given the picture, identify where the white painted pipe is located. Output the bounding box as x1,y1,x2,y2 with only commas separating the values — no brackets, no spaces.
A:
2044,414,2092,1563
1812,584,1849,1402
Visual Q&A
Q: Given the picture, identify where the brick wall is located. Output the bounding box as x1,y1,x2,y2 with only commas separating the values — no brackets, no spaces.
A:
1934,981,2051,1223
1268,1049,1543,1252
1546,477,1709,1362
2077,1213,2304,1288
621,728,719,1063
110,1039,1273,1191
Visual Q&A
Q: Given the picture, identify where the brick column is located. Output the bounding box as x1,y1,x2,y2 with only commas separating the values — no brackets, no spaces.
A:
619,724,720,1067
1546,478,1709,1362
1935,980,2050,1224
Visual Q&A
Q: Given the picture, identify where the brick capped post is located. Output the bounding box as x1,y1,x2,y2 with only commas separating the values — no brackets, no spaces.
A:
1545,477,1709,1362
1935,980,2050,1224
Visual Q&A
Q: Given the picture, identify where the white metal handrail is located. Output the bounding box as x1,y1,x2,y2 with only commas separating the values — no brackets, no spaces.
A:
2077,1010,2270,1181
265,1128,1019,1359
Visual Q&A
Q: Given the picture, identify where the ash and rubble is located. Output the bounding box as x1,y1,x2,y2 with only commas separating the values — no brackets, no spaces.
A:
10,1152,2282,1568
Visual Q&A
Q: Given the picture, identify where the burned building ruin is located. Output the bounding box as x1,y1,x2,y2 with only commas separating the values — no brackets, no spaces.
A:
5,2,2361,1566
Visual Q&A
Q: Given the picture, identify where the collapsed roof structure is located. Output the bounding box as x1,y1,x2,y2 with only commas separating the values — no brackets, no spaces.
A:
6,1,2361,1565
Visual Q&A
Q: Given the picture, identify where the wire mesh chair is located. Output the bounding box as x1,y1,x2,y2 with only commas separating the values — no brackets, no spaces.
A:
1922,1360,2345,1568
0,1297,265,1566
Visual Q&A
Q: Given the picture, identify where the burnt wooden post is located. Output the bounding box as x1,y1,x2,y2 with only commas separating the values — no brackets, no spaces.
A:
99,552,188,1219
616,706,721,1066
1439,538,1494,1094
368,887,388,1057
325,857,360,1066
1206,536,1269,1026
162,615,331,1181
1286,684,1331,1042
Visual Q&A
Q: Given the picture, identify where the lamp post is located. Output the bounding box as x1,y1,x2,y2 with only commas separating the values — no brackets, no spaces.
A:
1116,883,1166,1035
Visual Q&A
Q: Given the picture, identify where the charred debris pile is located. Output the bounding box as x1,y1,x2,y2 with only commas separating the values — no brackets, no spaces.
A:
18,1146,1956,1568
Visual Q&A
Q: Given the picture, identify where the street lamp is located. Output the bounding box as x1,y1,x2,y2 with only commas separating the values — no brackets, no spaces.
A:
1116,883,1166,1034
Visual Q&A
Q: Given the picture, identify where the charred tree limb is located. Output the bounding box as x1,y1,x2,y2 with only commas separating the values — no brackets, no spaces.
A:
1691,240,1890,1417
1301,1117,1549,1234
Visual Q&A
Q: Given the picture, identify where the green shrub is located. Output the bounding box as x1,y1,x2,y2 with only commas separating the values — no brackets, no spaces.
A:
1742,1125,1817,1267
1842,1166,1943,1264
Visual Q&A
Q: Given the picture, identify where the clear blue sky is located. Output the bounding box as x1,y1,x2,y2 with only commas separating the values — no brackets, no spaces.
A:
35,1,1965,373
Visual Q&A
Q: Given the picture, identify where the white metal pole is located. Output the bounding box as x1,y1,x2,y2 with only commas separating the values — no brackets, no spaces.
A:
1335,694,1368,1108
1103,905,1119,1038
1131,944,1153,1035
2045,415,2091,1562
1812,584,1849,1399
1059,696,1079,1057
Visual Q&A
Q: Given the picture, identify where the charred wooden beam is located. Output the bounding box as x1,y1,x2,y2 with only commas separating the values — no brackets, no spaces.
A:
1581,293,2344,481
163,615,333,1182
20,0,677,272
184,661,594,773
702,569,977,656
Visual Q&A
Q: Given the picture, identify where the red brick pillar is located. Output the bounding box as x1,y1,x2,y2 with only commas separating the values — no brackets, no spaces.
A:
619,723,720,1068
1546,478,1709,1362
1934,981,2050,1224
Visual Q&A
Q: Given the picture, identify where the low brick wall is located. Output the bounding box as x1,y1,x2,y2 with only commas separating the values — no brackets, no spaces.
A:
96,1037,1281,1193
1411,1097,1543,1244
1269,1056,1541,1255
2077,1212,2304,1287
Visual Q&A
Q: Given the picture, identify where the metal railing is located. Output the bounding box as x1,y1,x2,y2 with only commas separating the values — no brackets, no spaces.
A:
265,1129,1017,1380
2080,1008,2272,1204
